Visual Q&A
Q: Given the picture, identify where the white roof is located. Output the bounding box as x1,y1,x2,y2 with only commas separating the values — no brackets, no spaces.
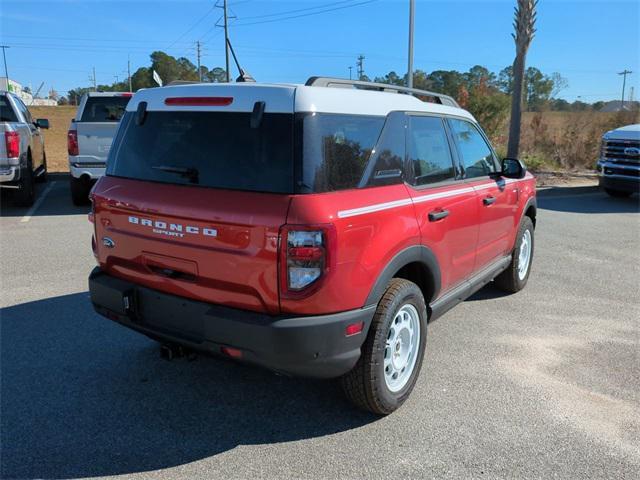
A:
127,82,475,121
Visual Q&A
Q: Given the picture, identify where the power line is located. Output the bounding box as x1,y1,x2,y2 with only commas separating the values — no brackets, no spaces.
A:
232,0,377,27
238,0,360,20
166,4,217,50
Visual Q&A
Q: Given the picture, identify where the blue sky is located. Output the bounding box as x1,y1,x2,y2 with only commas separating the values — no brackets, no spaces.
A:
1,0,638,102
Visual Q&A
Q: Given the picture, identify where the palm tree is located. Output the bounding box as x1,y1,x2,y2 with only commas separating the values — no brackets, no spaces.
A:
507,0,538,158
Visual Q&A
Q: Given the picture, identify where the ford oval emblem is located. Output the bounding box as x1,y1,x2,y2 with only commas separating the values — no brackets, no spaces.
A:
102,237,115,248
623,147,640,156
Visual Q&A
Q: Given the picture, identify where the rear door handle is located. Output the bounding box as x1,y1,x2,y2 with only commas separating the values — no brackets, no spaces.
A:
428,209,449,222
483,196,496,206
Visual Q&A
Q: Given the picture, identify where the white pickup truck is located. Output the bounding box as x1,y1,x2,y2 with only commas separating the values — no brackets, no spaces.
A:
0,92,49,206
68,92,131,204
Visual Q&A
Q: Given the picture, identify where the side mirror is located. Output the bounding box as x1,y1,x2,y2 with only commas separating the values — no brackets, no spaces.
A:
36,118,50,129
501,157,526,179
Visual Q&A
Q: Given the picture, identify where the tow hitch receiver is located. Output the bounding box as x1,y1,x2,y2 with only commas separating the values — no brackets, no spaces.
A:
160,343,197,361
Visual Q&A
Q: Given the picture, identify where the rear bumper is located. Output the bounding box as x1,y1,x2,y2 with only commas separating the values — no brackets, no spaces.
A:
0,166,19,183
69,159,106,180
88,268,375,378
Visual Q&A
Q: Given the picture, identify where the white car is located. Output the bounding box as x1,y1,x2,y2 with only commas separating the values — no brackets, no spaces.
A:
597,124,640,197
0,92,49,206
67,92,131,204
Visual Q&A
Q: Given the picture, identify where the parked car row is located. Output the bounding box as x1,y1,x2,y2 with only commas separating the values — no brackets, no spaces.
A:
0,92,49,206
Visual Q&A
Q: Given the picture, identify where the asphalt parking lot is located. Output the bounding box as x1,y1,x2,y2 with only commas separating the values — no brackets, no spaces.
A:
1,178,639,479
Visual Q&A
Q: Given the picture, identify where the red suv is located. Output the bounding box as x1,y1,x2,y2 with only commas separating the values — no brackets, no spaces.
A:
89,78,536,414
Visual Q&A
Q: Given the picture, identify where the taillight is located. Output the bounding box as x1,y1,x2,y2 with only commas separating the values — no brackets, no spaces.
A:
67,129,79,156
280,225,335,296
4,131,19,158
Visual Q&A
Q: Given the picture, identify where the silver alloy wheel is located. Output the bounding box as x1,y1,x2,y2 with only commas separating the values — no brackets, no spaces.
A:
384,303,421,392
518,229,532,281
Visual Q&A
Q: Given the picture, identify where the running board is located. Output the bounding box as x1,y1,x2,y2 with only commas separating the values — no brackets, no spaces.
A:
430,255,511,321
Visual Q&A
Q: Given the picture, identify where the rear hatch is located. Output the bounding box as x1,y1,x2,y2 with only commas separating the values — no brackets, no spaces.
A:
75,94,131,164
92,85,296,314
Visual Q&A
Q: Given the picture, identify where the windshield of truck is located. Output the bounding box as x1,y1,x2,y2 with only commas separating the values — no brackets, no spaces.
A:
81,96,130,122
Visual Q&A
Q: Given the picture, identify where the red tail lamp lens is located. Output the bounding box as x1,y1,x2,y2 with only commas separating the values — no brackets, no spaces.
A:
164,97,233,106
67,130,79,156
4,131,19,158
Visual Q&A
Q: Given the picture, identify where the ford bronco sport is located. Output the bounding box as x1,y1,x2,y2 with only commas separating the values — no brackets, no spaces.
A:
88,78,536,414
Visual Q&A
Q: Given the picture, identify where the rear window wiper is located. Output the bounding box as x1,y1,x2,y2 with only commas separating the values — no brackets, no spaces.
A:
151,165,199,184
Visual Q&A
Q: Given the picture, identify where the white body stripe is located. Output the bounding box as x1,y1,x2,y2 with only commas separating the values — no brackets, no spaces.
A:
337,180,522,219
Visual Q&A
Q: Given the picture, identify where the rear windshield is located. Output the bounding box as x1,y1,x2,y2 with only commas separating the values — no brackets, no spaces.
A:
107,110,386,194
0,96,18,123
107,111,294,193
81,96,130,122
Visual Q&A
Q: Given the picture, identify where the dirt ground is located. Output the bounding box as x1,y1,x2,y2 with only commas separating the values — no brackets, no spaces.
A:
30,106,76,172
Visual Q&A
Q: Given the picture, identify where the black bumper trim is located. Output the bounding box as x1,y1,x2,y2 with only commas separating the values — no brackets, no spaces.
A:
89,268,375,378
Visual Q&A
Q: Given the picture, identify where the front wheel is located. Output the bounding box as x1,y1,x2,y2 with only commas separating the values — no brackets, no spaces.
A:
340,278,427,415
494,216,535,293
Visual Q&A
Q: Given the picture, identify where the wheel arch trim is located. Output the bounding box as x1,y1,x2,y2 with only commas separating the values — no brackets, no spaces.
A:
364,245,441,307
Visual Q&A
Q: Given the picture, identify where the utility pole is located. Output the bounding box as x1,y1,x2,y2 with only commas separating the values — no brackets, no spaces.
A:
196,40,203,82
90,67,97,91
356,55,365,80
127,55,132,92
407,0,415,88
114,75,119,84
618,69,633,110
0,45,9,90
223,0,230,82
348,66,353,80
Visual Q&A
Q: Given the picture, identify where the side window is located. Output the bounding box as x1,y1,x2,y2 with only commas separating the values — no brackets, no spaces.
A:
408,115,456,186
448,118,496,179
362,112,406,187
300,113,384,193
14,98,32,124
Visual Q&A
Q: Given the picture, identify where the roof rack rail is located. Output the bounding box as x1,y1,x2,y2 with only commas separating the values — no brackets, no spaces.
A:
305,76,459,108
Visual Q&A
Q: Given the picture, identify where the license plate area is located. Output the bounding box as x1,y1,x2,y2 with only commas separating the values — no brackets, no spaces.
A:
135,288,205,341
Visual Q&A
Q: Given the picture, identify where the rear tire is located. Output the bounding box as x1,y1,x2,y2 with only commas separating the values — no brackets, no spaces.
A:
70,176,91,206
494,216,534,293
605,188,632,198
340,278,427,415
13,156,35,207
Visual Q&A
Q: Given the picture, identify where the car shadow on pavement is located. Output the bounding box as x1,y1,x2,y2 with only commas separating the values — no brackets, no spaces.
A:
537,185,640,214
1,293,377,479
0,175,90,218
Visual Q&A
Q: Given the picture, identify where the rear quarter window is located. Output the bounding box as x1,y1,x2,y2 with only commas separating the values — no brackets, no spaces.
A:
299,113,384,193
81,96,130,122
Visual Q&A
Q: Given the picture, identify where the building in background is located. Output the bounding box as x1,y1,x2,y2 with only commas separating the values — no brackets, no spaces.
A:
0,78,57,106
